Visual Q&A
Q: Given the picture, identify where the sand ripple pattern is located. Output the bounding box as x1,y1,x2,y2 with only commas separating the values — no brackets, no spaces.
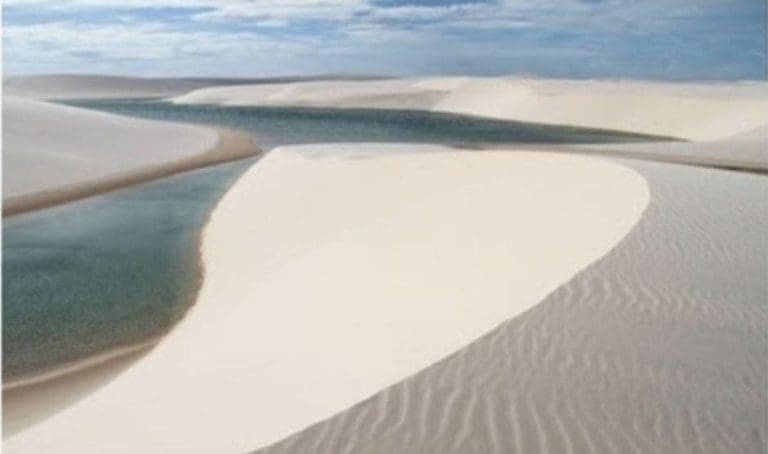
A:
254,160,767,454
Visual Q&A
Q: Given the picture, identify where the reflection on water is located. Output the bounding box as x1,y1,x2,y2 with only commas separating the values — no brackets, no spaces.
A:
2,159,254,381
64,100,677,149
3,100,674,382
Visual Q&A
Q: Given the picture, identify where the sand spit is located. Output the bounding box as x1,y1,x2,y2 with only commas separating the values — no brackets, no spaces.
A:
433,78,767,141
3,145,649,453
2,97,259,216
250,159,767,454
570,125,768,172
173,77,768,141
3,337,160,392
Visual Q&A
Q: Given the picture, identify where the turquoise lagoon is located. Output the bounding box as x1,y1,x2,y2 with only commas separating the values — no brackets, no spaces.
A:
65,100,676,149
3,160,253,381
3,101,673,381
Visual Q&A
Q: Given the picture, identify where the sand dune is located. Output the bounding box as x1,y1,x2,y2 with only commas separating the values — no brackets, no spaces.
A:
3,76,765,453
172,78,450,110
2,74,218,100
2,96,258,215
173,77,768,141
251,157,767,454
3,145,649,453
571,125,768,172
3,74,392,101
434,78,767,142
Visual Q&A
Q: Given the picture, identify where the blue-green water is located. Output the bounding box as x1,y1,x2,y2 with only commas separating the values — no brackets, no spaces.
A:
3,159,254,380
64,100,678,149
3,100,675,381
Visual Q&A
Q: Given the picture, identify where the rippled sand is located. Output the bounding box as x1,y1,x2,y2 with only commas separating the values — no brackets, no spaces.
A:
252,159,767,454
3,145,650,453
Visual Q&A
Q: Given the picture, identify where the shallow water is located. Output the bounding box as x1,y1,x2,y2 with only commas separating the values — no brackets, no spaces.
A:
3,100,673,382
2,159,254,381
64,100,676,149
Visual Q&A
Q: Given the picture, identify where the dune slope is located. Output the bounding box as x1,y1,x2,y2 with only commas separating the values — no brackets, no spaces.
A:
2,96,257,215
3,145,649,453
251,158,768,454
571,125,768,172
433,78,768,141
2,74,214,100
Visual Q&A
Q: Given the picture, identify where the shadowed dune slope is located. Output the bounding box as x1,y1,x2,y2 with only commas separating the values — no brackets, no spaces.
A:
252,159,767,454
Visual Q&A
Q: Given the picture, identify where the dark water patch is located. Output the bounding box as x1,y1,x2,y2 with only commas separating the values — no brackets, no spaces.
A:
2,159,254,381
63,100,679,150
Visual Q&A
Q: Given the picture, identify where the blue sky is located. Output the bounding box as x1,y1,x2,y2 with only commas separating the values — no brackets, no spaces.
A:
2,0,766,79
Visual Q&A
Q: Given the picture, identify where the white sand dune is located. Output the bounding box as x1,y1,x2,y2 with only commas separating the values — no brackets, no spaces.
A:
172,78,450,110
434,78,768,142
571,125,768,171
3,145,649,453
2,96,257,215
4,76,765,453
2,74,391,101
173,77,768,141
2,74,219,100
254,157,767,454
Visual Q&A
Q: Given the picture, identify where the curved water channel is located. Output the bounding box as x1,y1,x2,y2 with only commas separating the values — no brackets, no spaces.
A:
2,100,674,383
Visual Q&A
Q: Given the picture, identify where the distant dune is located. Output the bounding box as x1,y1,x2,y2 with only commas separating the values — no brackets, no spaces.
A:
2,74,216,100
2,96,258,215
173,78,450,110
172,77,768,141
2,74,390,100
6,74,764,141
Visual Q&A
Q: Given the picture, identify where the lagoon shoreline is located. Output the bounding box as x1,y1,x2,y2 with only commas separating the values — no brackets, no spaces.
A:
3,127,260,217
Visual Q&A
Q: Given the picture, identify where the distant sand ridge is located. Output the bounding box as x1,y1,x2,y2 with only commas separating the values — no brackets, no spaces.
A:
172,77,768,141
2,74,216,100
5,74,765,142
571,125,768,172
1,74,389,100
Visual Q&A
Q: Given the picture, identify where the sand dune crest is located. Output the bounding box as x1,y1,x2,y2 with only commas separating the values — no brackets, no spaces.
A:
3,145,649,453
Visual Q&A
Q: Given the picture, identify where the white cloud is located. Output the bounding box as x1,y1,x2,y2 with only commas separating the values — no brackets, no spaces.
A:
2,20,312,65
2,0,762,77
193,0,364,22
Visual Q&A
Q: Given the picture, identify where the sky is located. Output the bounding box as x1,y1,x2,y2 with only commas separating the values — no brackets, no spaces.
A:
2,0,766,80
